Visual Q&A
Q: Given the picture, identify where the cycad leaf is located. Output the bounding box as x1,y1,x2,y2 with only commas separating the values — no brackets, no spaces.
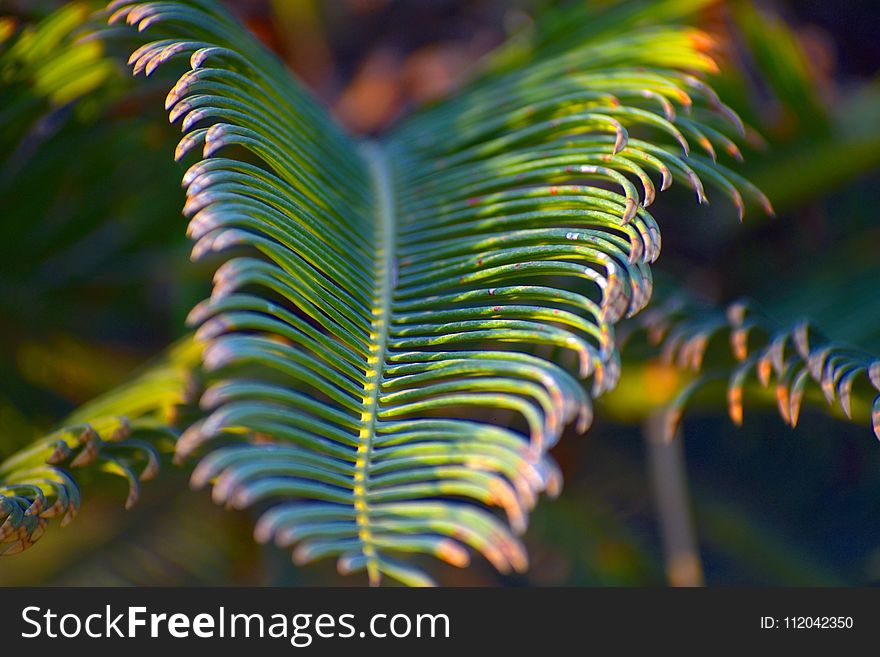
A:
0,337,201,555
628,297,880,441
105,0,768,585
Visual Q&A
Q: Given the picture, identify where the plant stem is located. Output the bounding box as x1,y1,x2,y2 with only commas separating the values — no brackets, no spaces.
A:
355,141,396,586
644,411,704,587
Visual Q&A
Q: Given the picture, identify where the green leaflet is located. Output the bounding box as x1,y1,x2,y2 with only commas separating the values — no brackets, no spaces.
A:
106,0,769,585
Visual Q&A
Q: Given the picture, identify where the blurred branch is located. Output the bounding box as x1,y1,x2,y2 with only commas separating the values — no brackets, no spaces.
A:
643,411,704,587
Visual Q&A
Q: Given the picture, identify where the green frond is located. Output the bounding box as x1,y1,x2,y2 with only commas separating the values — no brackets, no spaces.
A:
0,337,202,555
626,297,880,441
103,0,768,585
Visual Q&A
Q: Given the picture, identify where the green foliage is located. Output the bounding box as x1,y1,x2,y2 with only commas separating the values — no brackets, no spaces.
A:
0,2,116,129
0,338,202,554
710,1,880,212
622,296,880,441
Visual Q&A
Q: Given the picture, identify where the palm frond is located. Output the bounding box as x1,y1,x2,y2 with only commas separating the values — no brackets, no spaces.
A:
0,337,201,555
104,0,769,585
624,297,880,441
